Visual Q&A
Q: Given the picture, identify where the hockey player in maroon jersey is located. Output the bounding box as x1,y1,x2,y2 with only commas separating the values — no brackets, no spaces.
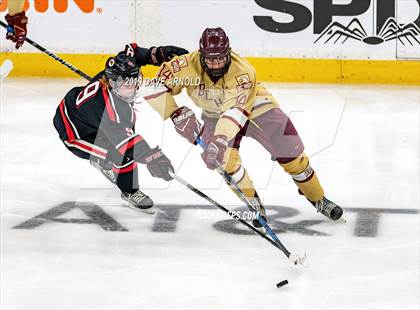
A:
147,28,343,224
53,44,188,214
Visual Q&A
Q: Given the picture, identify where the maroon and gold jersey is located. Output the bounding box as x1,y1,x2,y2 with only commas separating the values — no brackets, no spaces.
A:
146,50,279,141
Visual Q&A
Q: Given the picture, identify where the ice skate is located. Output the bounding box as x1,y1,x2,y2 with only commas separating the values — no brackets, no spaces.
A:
311,196,343,221
121,190,155,214
248,195,268,233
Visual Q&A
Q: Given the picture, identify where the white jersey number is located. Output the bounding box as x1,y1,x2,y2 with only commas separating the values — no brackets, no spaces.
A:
76,81,101,107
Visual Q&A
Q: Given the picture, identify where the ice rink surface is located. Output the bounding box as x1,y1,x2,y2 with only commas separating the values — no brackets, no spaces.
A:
1,78,419,310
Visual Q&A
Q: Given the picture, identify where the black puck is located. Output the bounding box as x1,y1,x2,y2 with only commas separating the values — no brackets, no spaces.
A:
276,280,288,288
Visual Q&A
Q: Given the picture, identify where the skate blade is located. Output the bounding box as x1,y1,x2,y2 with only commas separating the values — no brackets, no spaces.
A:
337,216,347,224
320,212,347,223
251,218,268,235
126,203,156,215
251,224,267,235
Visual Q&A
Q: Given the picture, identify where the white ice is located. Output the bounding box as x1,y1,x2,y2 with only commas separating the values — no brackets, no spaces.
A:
1,78,419,310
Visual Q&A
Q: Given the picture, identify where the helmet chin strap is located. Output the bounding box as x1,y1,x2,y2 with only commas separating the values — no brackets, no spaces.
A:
206,67,225,78
200,52,231,81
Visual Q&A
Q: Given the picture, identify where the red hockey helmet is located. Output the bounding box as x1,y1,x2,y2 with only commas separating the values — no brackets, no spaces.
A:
199,27,231,78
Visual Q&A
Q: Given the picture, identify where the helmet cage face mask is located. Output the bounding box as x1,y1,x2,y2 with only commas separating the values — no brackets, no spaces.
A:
109,75,141,103
200,51,231,78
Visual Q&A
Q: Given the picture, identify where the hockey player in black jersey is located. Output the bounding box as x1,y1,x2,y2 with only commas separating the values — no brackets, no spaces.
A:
53,44,188,214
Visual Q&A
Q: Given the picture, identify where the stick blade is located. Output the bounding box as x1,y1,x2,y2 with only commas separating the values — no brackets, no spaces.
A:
288,251,307,266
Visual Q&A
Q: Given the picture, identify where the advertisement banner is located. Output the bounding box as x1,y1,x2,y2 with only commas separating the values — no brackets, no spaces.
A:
144,0,420,60
0,0,418,82
0,0,133,54
1,0,419,59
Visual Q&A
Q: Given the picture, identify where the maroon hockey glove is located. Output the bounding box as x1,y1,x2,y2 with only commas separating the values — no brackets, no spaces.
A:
171,106,202,145
201,135,229,170
5,11,28,49
142,147,174,181
150,46,189,65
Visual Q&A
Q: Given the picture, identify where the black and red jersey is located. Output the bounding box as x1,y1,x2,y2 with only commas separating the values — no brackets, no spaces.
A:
53,78,151,163
53,43,188,163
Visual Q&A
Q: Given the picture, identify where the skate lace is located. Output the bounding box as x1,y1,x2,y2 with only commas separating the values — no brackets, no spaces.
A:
129,191,147,203
316,198,335,214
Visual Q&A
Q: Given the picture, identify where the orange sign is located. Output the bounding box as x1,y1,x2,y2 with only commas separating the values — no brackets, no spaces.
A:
0,0,95,13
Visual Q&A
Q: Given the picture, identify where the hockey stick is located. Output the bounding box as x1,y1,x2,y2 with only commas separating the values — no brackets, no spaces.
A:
169,171,305,265
0,20,93,80
195,136,306,264
2,28,303,263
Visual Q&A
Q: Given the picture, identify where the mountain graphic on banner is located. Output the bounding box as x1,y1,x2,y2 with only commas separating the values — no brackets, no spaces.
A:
315,17,420,46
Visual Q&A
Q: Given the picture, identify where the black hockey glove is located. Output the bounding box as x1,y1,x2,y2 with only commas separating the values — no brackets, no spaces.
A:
141,147,174,181
150,46,189,65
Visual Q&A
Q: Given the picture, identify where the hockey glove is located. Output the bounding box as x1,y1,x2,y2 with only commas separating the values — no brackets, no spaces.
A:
5,11,28,49
150,46,189,65
201,135,228,170
171,106,202,145
142,147,174,181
